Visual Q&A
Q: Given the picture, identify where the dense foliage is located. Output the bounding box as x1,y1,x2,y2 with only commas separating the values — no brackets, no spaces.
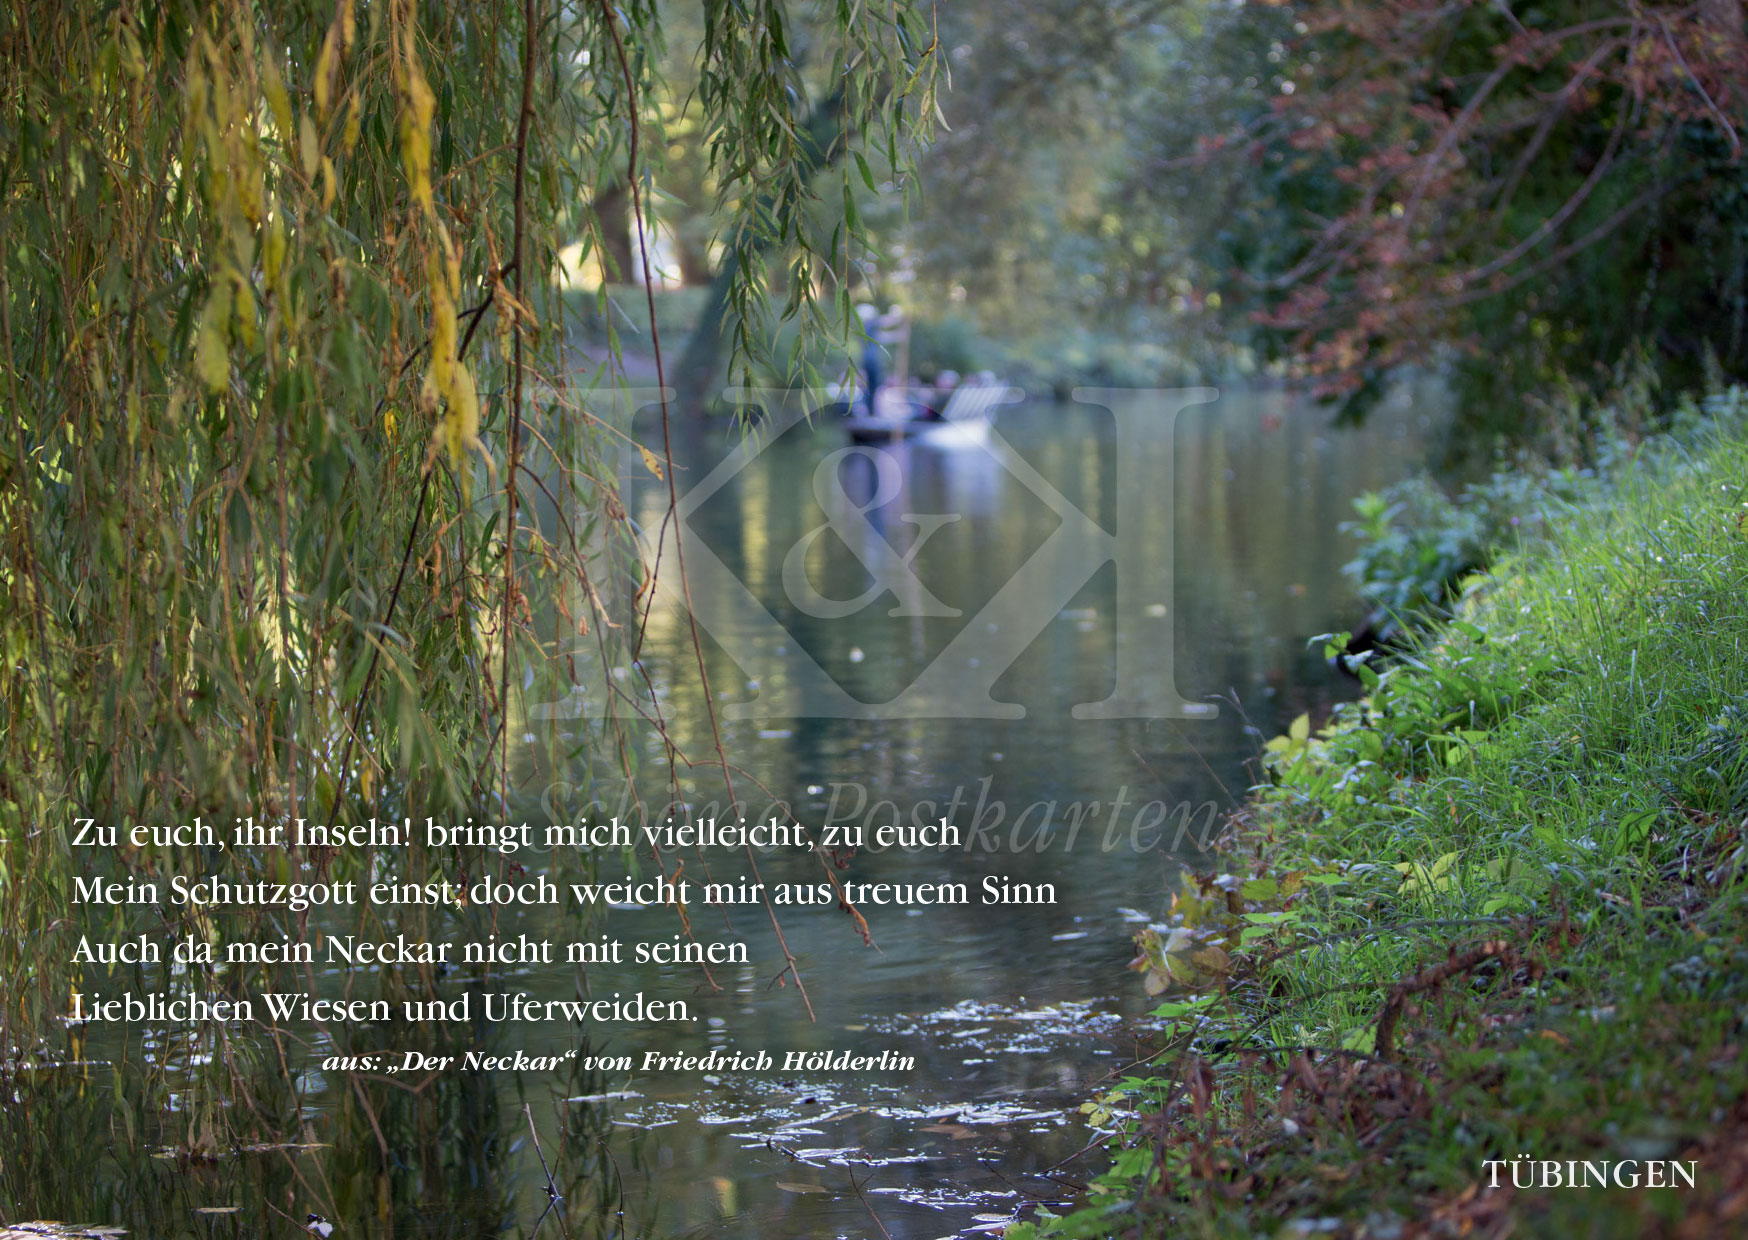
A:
1242,0,1748,435
798,0,1748,432
0,0,933,1076
1034,387,1748,1237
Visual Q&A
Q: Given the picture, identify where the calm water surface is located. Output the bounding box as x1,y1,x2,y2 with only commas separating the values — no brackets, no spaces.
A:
513,384,1443,1238
20,384,1442,1239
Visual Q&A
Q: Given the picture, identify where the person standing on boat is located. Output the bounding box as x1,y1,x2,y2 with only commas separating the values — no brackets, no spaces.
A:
854,303,882,415
854,302,907,416
878,304,909,396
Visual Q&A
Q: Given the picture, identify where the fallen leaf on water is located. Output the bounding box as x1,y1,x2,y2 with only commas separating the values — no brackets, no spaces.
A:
775,1182,828,1194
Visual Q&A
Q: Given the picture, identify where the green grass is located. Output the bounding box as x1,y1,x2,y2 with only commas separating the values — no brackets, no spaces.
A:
1031,393,1748,1238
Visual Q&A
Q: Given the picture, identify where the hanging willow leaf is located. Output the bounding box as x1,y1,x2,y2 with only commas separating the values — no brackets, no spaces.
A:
195,279,233,394
262,57,293,138
298,113,320,179
0,0,940,1113
313,25,339,121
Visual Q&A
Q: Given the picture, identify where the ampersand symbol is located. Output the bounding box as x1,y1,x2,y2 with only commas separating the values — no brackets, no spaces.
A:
781,448,962,618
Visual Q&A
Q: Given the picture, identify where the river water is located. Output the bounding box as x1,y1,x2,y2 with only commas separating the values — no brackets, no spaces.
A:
14,383,1442,1239
513,382,1443,1238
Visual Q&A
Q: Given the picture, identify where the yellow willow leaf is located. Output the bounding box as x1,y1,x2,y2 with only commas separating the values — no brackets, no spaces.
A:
427,246,447,303
205,37,233,132
494,285,539,351
320,154,337,211
342,91,362,152
407,55,435,131
429,309,457,401
195,279,233,394
184,62,208,122
400,55,437,215
231,273,257,350
401,118,433,215
436,223,460,298
232,6,256,58
494,281,515,359
429,269,458,387
298,113,319,179
117,21,146,82
263,209,287,285
441,363,480,466
638,444,665,480
262,57,293,139
338,0,356,48
313,27,337,121
240,159,265,226
201,131,227,205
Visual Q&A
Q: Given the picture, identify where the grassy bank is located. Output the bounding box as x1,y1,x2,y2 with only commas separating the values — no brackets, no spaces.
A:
1032,390,1748,1238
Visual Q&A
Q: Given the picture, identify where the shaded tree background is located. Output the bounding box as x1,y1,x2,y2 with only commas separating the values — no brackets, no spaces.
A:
632,0,1745,445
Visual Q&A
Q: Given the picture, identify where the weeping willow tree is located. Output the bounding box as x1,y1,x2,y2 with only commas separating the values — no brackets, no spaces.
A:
0,0,935,1214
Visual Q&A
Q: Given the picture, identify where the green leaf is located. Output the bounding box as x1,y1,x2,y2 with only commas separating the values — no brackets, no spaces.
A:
1616,809,1658,849
1340,1025,1377,1053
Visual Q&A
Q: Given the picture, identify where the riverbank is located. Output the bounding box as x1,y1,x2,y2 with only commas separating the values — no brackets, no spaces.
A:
1032,389,1748,1238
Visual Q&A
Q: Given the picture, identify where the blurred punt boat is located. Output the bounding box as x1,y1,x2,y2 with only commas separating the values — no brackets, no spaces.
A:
843,382,1011,444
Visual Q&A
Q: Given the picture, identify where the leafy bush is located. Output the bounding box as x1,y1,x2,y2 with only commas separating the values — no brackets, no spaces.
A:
1341,467,1588,644
906,313,986,380
1344,382,1748,647
1034,388,1748,1239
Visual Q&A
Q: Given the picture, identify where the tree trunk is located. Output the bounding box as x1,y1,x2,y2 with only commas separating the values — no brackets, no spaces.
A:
673,90,847,414
675,235,714,287
593,182,635,285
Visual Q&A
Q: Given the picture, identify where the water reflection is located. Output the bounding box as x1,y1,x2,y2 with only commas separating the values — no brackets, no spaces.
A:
9,385,1441,1239
513,383,1441,1237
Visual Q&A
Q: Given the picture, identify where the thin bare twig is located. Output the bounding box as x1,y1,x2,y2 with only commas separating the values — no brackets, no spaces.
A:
845,1165,894,1240
524,1102,572,1239
326,294,495,825
597,0,816,1021
499,0,538,824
